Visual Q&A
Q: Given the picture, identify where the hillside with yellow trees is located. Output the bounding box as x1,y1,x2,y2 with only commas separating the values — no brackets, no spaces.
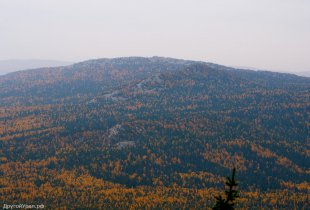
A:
0,57,309,209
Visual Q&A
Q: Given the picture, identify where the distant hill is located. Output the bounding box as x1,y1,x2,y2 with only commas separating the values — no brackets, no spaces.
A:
233,65,310,77
0,57,309,209
294,71,310,77
0,59,73,75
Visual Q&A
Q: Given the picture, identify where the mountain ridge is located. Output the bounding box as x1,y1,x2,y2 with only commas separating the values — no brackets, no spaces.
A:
2,56,308,78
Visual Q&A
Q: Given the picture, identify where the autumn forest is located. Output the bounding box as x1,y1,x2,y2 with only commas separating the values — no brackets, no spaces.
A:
0,57,309,209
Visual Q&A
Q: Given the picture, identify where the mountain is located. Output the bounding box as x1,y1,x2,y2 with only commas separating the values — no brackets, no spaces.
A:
0,59,73,75
0,57,309,209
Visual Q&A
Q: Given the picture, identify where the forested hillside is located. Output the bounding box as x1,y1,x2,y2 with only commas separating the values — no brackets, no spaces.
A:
0,57,309,209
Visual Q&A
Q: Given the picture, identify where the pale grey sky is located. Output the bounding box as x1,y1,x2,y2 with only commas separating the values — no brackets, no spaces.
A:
0,0,309,72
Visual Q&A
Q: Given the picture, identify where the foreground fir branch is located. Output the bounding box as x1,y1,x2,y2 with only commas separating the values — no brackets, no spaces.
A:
213,168,239,210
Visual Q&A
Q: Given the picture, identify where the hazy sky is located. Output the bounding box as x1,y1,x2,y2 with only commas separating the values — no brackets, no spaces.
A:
0,0,309,72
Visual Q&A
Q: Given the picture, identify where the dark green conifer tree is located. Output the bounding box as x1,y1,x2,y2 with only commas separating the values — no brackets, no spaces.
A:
212,168,239,210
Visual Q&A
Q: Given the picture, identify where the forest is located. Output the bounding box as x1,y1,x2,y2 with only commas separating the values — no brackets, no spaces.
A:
0,57,309,209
